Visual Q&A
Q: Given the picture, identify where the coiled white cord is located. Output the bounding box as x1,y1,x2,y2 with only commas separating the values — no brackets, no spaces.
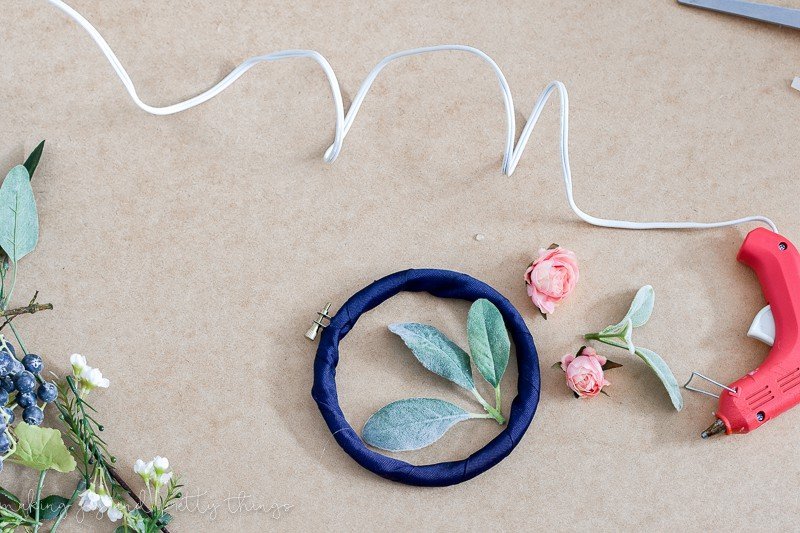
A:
45,0,778,233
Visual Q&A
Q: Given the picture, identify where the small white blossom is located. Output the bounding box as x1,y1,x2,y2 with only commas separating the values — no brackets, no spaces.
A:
157,471,173,485
78,487,100,512
96,487,113,513
79,366,109,391
152,456,169,475
134,459,154,484
70,353,87,375
107,502,124,522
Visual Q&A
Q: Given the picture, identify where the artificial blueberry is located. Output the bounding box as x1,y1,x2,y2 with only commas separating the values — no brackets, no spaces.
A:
0,377,14,393
8,358,23,376
3,343,15,356
2,407,14,425
0,389,9,407
22,354,43,374
37,382,57,403
22,406,43,426
17,391,37,408
14,371,35,393
0,432,9,454
0,353,14,377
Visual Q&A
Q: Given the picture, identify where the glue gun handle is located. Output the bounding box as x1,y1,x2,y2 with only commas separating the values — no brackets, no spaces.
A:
737,228,800,363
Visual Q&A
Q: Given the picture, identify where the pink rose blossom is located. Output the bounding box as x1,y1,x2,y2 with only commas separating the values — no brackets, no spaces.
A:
560,347,610,398
524,246,579,315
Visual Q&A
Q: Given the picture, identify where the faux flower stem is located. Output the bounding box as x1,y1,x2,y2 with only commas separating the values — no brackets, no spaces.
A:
33,470,46,533
494,386,502,414
49,480,85,533
470,388,506,425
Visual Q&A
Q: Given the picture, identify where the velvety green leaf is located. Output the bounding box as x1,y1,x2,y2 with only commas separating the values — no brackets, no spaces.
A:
0,166,38,263
23,141,45,181
467,299,510,388
635,347,683,411
623,285,655,328
29,495,69,520
9,422,77,472
388,323,473,390
362,398,471,451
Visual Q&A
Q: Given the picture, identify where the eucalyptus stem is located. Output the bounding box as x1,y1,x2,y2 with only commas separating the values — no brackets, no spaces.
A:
2,262,17,312
33,470,46,532
494,386,501,413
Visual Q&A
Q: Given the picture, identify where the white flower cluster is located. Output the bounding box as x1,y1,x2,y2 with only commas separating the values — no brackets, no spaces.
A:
70,353,109,394
78,482,124,522
135,455,173,487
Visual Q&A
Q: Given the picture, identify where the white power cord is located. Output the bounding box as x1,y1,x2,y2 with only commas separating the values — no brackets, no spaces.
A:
44,0,778,234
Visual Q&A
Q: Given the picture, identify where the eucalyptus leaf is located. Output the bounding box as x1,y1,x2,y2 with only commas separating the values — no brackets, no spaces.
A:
467,299,510,388
388,323,473,390
362,398,472,451
635,347,683,411
0,166,38,263
9,422,76,472
23,141,45,181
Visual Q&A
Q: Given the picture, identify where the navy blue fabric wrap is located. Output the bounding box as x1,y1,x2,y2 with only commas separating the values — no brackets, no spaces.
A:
311,268,541,487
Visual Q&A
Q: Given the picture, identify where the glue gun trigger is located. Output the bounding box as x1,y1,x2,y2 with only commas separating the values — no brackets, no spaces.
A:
748,305,775,347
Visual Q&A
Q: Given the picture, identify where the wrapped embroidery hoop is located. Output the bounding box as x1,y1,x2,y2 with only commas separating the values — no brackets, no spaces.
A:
311,268,541,487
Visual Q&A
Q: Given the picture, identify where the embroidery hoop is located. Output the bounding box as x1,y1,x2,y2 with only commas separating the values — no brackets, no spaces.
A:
312,268,541,487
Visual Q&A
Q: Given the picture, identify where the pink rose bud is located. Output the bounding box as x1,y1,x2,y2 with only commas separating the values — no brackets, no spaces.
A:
524,246,579,315
559,347,610,398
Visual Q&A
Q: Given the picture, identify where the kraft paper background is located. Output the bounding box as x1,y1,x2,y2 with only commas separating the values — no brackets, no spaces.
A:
3,1,800,531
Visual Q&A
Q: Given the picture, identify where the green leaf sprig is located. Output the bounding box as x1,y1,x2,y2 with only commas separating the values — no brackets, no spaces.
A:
583,286,683,411
362,299,511,452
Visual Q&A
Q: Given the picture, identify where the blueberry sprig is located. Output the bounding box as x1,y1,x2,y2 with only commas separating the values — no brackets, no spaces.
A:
0,335,57,472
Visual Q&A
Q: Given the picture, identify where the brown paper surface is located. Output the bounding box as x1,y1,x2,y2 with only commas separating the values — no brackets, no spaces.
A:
3,1,800,531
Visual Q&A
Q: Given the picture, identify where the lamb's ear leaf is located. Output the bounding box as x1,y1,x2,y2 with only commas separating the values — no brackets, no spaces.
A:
624,285,655,328
388,323,473,390
467,299,510,388
603,285,655,333
362,398,471,451
635,347,683,411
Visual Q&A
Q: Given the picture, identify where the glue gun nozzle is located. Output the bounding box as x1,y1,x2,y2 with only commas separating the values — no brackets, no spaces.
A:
701,419,726,439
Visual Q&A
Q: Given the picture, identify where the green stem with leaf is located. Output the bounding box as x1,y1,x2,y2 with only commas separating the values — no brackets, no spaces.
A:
470,388,505,424
33,470,46,532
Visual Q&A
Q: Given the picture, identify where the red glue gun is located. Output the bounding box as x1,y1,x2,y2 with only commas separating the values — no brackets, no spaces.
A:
699,227,800,438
